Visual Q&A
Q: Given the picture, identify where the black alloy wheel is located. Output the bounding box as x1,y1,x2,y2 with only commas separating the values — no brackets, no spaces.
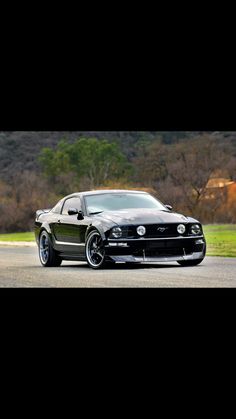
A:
85,230,107,269
39,231,62,267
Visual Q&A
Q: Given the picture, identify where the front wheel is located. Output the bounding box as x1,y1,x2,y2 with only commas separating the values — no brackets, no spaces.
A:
85,230,107,269
177,259,204,267
39,231,62,267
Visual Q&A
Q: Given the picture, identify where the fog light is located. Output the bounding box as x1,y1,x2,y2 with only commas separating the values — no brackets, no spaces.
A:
191,224,201,235
195,239,204,245
111,227,122,238
137,226,146,236
177,224,186,234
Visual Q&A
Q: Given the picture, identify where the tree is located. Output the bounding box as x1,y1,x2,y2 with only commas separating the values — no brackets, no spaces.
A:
39,137,131,191
133,134,236,221
0,171,59,233
38,140,71,179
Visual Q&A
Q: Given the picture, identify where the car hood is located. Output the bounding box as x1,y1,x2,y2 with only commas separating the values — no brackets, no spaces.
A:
97,208,190,226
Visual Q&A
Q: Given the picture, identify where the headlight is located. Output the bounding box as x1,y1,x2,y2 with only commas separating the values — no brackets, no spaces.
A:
190,224,201,235
137,226,146,236
177,224,186,234
111,227,122,238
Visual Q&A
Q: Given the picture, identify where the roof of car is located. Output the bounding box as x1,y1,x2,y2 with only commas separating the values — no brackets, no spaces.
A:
65,189,148,199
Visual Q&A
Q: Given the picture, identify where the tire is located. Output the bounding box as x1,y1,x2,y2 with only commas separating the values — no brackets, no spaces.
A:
39,230,62,267
85,230,107,269
177,258,204,267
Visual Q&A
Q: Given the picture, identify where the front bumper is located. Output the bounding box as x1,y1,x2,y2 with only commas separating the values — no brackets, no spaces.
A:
105,236,206,263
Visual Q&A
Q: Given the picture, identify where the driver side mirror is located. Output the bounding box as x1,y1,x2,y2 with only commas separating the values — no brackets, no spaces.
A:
77,210,84,220
68,208,84,220
165,204,173,211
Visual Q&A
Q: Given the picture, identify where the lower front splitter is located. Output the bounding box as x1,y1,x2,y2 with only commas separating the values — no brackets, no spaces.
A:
109,251,204,263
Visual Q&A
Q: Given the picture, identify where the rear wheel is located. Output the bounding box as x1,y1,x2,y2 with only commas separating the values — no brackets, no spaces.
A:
85,230,107,269
177,259,204,267
39,231,62,267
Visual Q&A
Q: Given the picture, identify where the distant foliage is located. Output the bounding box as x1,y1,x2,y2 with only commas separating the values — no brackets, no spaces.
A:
133,134,236,221
1,131,236,232
0,172,59,233
1,130,236,181
39,137,132,191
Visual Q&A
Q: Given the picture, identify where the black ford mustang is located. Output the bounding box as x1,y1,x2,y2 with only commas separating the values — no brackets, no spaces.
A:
35,190,206,269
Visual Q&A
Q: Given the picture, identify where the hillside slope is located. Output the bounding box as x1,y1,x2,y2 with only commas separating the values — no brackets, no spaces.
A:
0,131,235,181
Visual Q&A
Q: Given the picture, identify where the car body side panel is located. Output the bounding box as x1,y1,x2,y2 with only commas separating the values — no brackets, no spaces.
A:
85,219,114,241
52,215,91,255
35,215,55,245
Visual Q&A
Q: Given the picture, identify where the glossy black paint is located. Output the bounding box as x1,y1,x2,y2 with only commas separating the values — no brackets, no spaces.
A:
35,190,206,264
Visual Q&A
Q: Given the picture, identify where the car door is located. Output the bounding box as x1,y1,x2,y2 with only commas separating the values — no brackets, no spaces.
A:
53,197,88,254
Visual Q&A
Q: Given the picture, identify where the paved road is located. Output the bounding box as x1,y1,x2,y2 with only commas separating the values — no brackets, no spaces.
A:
0,246,236,287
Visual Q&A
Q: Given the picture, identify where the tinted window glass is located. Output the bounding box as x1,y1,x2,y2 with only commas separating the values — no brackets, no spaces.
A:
51,200,63,214
62,198,82,215
85,193,167,213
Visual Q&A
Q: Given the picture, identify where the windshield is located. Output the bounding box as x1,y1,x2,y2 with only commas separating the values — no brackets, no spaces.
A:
85,193,168,214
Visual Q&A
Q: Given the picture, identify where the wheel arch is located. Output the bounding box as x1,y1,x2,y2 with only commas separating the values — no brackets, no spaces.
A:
85,223,106,242
38,223,53,243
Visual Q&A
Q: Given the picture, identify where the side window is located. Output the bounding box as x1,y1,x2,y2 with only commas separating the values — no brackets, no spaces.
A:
62,198,82,215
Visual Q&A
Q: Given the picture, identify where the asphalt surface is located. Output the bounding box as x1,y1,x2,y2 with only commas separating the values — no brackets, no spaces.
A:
0,245,236,287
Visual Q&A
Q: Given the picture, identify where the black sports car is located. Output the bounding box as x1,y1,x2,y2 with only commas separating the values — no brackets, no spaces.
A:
35,190,206,269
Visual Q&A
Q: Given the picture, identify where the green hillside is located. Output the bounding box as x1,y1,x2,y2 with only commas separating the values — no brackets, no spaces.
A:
0,131,203,180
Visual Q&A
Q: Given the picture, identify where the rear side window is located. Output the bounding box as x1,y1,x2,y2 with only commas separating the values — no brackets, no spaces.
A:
62,197,82,215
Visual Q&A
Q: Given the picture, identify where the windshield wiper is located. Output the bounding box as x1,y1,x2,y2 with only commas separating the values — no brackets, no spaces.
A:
89,211,104,215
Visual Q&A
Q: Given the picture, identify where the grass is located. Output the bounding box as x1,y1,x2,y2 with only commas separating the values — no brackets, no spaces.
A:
203,224,236,257
0,225,235,257
0,232,35,242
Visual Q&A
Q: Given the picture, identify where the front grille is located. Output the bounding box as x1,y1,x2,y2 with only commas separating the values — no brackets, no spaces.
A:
127,223,189,238
133,239,196,258
106,237,205,257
